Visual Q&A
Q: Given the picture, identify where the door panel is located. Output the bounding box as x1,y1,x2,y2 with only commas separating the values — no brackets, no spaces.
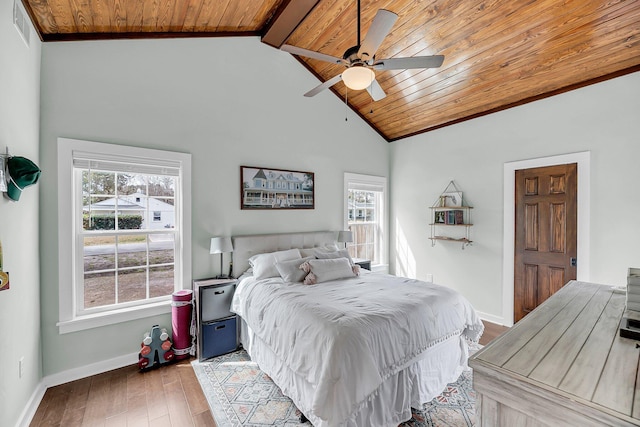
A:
514,163,577,322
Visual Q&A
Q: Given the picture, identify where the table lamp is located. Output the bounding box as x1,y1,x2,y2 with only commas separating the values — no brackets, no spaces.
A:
210,236,233,279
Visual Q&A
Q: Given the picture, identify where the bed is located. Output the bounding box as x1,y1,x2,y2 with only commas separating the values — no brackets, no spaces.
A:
229,231,483,427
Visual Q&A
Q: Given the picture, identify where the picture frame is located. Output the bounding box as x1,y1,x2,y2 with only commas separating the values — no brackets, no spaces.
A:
240,166,314,210
435,211,446,224
442,191,463,207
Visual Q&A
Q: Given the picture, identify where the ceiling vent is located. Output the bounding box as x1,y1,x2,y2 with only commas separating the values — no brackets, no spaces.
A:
13,0,31,47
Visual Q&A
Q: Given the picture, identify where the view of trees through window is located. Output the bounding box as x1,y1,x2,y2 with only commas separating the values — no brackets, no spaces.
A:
347,189,380,265
80,170,177,311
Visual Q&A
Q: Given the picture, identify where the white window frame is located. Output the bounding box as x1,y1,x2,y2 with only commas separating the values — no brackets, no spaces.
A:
344,172,388,273
57,138,192,334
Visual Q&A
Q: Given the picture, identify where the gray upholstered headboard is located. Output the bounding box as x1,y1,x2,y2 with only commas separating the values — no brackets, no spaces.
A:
232,231,338,278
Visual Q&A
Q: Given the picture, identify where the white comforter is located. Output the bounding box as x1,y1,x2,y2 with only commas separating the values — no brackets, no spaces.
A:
231,271,483,425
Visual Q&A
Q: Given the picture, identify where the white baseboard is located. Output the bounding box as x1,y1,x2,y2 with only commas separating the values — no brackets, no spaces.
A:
43,351,139,388
477,311,506,326
16,382,47,427
18,351,139,426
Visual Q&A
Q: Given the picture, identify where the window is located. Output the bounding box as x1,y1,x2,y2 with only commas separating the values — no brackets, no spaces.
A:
344,173,387,271
57,138,192,333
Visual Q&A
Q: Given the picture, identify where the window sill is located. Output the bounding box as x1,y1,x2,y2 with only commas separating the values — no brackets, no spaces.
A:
371,264,389,274
57,300,172,334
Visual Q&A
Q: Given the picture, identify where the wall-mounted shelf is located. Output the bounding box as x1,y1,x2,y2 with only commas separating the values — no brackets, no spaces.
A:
430,182,473,249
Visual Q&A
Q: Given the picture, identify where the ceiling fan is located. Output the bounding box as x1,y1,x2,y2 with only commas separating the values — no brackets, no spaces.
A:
281,0,445,101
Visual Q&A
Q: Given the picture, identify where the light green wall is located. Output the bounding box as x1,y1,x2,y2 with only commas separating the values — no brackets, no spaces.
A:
390,71,640,324
39,37,389,376
0,2,42,426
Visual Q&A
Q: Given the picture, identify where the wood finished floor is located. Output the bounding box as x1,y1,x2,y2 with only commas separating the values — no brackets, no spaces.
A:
30,320,508,427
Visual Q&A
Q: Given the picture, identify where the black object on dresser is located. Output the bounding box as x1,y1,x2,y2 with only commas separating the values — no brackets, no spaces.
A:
193,278,239,361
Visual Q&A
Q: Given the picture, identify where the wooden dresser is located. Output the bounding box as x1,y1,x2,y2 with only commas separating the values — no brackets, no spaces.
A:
469,280,640,426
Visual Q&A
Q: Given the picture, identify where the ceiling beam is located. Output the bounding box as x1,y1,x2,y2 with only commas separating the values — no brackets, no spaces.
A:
261,0,320,49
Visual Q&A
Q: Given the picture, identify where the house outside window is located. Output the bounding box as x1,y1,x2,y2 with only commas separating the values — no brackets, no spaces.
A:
57,138,192,333
344,173,387,272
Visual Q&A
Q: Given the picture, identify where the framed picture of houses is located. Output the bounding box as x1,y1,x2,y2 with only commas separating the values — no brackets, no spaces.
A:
240,166,314,210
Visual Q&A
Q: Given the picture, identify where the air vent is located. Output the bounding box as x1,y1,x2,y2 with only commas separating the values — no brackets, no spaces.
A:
13,0,30,47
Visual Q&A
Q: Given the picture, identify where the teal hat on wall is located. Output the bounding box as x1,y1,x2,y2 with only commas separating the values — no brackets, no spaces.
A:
6,156,41,201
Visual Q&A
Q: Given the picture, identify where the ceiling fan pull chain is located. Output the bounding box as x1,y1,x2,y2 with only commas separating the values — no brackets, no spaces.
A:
345,87,349,121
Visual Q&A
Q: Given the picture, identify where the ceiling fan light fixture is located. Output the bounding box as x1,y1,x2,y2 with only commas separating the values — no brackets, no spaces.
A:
342,66,375,90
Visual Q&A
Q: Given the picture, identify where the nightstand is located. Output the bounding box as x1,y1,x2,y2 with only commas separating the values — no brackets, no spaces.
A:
193,278,239,361
353,258,371,270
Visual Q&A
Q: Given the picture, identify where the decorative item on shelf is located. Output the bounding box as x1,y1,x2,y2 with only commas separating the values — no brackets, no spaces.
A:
337,230,353,249
210,236,233,279
429,180,473,249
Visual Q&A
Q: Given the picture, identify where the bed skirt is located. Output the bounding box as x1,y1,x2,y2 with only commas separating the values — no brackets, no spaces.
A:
238,317,470,427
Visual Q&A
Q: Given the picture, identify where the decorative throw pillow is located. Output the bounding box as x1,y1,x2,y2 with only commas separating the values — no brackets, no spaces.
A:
249,248,301,280
300,258,360,285
276,256,315,283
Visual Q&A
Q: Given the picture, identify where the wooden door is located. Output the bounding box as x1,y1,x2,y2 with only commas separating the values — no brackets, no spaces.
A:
514,163,577,322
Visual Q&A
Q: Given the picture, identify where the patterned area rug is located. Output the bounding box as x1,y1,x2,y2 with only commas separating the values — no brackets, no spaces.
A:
192,348,477,427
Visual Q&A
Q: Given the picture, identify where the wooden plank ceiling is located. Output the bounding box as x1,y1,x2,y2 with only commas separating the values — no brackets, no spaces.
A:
22,0,640,142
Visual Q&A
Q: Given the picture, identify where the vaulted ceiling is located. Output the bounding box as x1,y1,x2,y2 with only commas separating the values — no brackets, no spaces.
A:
22,0,640,142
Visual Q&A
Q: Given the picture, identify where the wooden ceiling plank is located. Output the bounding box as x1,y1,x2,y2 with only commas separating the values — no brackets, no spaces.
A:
192,0,227,32
167,0,191,32
262,0,320,48
23,0,59,34
249,0,281,29
153,0,177,32
240,0,279,29
123,0,142,31
68,0,94,32
89,0,113,32
46,0,78,33
217,0,264,32
111,0,127,32
178,0,203,31
285,0,348,50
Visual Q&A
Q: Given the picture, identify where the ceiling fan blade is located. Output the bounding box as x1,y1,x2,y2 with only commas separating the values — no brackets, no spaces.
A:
281,44,346,65
366,78,386,101
373,55,445,70
304,74,343,97
358,9,398,61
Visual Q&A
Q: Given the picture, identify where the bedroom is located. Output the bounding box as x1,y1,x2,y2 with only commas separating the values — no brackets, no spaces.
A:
1,0,640,426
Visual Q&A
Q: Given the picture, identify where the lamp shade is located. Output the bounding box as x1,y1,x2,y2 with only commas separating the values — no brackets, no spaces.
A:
342,66,375,90
337,230,353,243
209,236,233,254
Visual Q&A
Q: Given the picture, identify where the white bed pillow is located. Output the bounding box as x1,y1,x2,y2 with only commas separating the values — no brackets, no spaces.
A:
300,258,360,285
298,243,339,258
275,256,315,282
249,248,301,280
314,248,354,265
